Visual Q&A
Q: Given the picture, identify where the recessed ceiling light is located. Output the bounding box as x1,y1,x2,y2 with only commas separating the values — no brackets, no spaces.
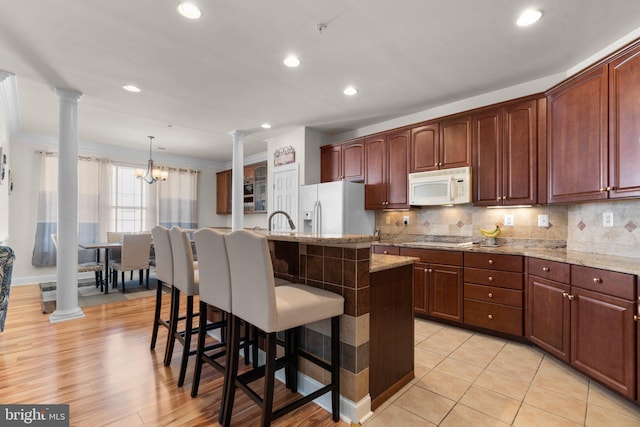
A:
122,84,141,93
343,86,358,96
283,55,301,68
516,9,543,26
261,123,272,129
177,2,202,20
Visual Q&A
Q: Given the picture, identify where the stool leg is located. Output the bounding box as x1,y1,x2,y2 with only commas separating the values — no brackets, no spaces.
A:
191,300,207,397
261,332,277,427
251,325,259,368
150,280,164,350
221,315,241,427
331,315,340,421
243,321,250,365
177,295,194,387
290,327,299,393
164,287,180,366
121,272,126,293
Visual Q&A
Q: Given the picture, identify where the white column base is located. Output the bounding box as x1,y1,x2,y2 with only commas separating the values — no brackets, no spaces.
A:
49,307,85,323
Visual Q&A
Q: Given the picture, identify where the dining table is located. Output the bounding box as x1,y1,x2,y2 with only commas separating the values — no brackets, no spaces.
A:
79,242,122,294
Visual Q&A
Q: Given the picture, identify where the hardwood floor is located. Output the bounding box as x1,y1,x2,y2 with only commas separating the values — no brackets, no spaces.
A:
0,285,347,427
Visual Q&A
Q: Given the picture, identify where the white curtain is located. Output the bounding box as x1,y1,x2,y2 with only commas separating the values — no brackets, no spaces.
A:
154,168,198,229
32,153,112,266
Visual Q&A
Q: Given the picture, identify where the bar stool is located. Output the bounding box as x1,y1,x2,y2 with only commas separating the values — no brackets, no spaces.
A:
223,230,344,426
165,226,200,387
150,225,173,351
190,228,231,400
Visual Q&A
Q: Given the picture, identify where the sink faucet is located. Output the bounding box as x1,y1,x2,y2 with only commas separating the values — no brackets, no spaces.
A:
268,210,296,232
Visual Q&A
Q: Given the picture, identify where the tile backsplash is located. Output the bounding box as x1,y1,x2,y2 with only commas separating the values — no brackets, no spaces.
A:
376,199,640,258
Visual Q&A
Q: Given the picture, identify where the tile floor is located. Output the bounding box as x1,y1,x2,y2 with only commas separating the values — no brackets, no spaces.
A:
364,318,640,426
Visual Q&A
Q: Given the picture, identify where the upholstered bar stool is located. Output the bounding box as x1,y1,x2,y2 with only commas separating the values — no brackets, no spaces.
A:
190,229,231,404
223,230,344,426
150,225,173,351
165,226,202,386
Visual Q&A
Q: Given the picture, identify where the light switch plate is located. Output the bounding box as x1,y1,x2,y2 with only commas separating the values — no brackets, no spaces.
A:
504,214,514,226
603,212,613,227
538,214,549,228
403,215,409,225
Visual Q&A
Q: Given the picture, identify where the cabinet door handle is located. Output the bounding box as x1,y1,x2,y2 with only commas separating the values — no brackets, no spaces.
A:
488,292,493,298
428,268,433,273
567,294,575,300
606,186,612,191
634,315,639,322
562,292,568,298
488,276,493,281
599,187,605,192
488,259,494,265
383,250,388,254
424,268,428,272
593,277,602,284
542,267,549,272
487,314,493,320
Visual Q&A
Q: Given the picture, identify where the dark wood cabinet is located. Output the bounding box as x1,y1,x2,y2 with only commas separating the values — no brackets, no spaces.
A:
463,252,524,336
372,245,399,255
526,274,571,362
216,170,232,214
472,99,538,206
215,161,267,214
370,264,414,409
320,139,364,182
546,65,609,203
439,115,472,170
569,265,636,399
364,130,410,210
410,123,439,172
609,43,640,199
400,247,463,321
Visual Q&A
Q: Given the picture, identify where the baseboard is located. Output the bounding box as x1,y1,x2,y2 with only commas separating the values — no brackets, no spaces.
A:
13,272,103,286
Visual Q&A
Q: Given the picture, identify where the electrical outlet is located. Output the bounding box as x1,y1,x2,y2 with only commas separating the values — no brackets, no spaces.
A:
603,212,613,227
403,215,409,225
385,215,391,225
538,214,549,228
504,214,514,226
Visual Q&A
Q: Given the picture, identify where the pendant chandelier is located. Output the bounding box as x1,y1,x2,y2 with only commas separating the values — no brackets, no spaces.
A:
134,136,168,184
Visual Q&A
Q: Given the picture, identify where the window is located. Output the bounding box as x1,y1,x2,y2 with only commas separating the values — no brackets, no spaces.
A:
111,165,147,232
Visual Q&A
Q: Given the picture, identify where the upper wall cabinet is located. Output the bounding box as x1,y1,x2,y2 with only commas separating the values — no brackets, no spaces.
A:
609,43,640,199
473,99,538,206
547,39,640,204
320,139,364,183
546,65,609,203
215,161,267,215
410,122,439,172
364,129,410,210
410,115,471,173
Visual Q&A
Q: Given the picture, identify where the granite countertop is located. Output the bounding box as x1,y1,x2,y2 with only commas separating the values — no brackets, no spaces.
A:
256,230,377,244
374,242,640,276
370,254,419,273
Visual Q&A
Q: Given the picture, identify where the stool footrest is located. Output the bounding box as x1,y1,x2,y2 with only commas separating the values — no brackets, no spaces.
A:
297,348,331,372
271,384,334,420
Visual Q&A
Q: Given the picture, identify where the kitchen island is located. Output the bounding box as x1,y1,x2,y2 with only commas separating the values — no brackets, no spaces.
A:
255,231,416,423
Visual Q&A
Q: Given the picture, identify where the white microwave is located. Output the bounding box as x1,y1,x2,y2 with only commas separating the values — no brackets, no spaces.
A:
408,166,472,206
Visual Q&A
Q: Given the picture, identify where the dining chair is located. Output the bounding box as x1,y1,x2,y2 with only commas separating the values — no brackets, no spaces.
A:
110,233,152,293
51,234,104,290
222,230,344,426
165,226,200,387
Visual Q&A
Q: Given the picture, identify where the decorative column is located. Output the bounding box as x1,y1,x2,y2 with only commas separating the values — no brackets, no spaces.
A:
50,88,84,323
229,130,246,231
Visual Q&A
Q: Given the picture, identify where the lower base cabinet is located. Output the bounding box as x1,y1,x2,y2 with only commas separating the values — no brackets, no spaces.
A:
527,259,637,399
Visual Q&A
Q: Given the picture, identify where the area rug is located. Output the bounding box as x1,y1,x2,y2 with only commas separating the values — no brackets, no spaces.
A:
40,277,166,314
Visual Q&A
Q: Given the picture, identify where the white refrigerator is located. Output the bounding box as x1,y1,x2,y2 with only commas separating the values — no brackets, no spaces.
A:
299,181,375,235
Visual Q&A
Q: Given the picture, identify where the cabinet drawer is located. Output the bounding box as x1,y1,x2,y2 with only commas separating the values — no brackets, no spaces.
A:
464,299,523,336
464,268,523,290
464,283,523,307
399,248,463,266
571,265,636,300
372,245,399,255
528,257,570,283
464,252,523,272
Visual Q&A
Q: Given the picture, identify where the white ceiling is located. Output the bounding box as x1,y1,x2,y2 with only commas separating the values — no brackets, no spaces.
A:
2,0,640,163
